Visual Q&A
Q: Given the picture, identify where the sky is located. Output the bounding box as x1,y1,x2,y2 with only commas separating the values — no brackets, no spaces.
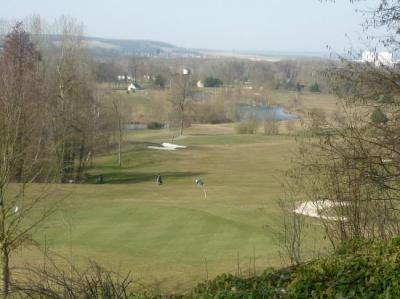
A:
2,0,382,53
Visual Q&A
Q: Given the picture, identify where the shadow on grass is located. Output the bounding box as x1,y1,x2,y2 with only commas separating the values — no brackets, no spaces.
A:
86,171,206,184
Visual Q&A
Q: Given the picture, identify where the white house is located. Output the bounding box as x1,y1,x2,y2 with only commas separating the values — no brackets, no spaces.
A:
361,51,394,67
361,51,376,64
143,74,155,81
378,52,394,67
117,75,133,81
127,83,136,92
127,82,143,92
182,68,191,75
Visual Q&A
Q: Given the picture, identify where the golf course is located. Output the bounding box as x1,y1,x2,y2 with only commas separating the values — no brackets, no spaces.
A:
18,120,329,293
2,3,399,297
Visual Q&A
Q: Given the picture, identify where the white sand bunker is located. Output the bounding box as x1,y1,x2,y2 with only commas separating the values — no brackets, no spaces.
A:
161,143,187,149
294,200,347,221
147,143,187,151
147,146,176,151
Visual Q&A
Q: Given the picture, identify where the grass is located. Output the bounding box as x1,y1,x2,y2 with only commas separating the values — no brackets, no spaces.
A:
22,124,327,293
270,90,339,114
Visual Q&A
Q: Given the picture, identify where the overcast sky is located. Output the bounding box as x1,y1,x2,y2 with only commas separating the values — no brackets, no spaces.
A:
2,0,381,53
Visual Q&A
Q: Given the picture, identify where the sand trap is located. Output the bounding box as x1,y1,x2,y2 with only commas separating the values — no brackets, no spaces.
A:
147,142,187,151
161,142,187,149
147,146,176,151
294,200,347,221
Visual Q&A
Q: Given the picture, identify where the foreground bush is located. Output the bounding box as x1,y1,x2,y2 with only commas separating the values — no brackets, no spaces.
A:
189,237,400,298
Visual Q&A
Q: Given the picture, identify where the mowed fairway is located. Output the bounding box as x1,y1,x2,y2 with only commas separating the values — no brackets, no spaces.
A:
28,124,322,292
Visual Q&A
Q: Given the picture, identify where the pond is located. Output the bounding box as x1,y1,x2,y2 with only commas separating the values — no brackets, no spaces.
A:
237,103,298,122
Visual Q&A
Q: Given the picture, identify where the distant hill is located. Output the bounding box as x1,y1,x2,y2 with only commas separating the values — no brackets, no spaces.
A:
79,36,202,58
0,34,202,59
1,34,333,61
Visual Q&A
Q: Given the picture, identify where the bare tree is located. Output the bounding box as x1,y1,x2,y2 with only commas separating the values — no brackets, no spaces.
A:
109,94,131,167
276,195,306,266
13,258,134,298
290,84,400,246
0,22,60,297
45,16,100,182
282,0,400,247
169,72,192,136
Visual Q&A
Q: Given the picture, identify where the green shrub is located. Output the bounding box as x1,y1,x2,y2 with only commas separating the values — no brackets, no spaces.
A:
309,82,320,92
204,76,223,88
147,121,164,129
189,237,400,298
154,74,166,89
371,107,388,124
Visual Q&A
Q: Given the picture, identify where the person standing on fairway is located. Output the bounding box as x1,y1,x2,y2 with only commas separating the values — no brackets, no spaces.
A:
156,174,163,185
195,178,207,199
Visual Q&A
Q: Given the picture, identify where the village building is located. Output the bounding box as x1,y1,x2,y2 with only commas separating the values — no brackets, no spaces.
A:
361,51,394,67
182,68,191,75
117,74,133,82
127,82,143,92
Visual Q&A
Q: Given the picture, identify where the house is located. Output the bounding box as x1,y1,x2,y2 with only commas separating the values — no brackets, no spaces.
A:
182,68,191,75
197,80,204,88
361,51,394,67
378,52,394,67
143,74,155,81
117,75,133,82
127,82,143,92
361,51,376,64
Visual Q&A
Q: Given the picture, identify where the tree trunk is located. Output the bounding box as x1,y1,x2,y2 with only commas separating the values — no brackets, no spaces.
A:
118,140,121,167
1,243,9,297
179,102,185,136
180,117,184,136
14,127,26,183
75,139,86,181
118,119,122,167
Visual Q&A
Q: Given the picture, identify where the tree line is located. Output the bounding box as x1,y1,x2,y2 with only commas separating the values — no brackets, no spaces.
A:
0,17,128,296
0,17,125,184
281,0,400,265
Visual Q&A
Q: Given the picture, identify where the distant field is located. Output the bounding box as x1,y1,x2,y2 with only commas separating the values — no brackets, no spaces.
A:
18,123,330,294
99,85,339,130
270,90,338,112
